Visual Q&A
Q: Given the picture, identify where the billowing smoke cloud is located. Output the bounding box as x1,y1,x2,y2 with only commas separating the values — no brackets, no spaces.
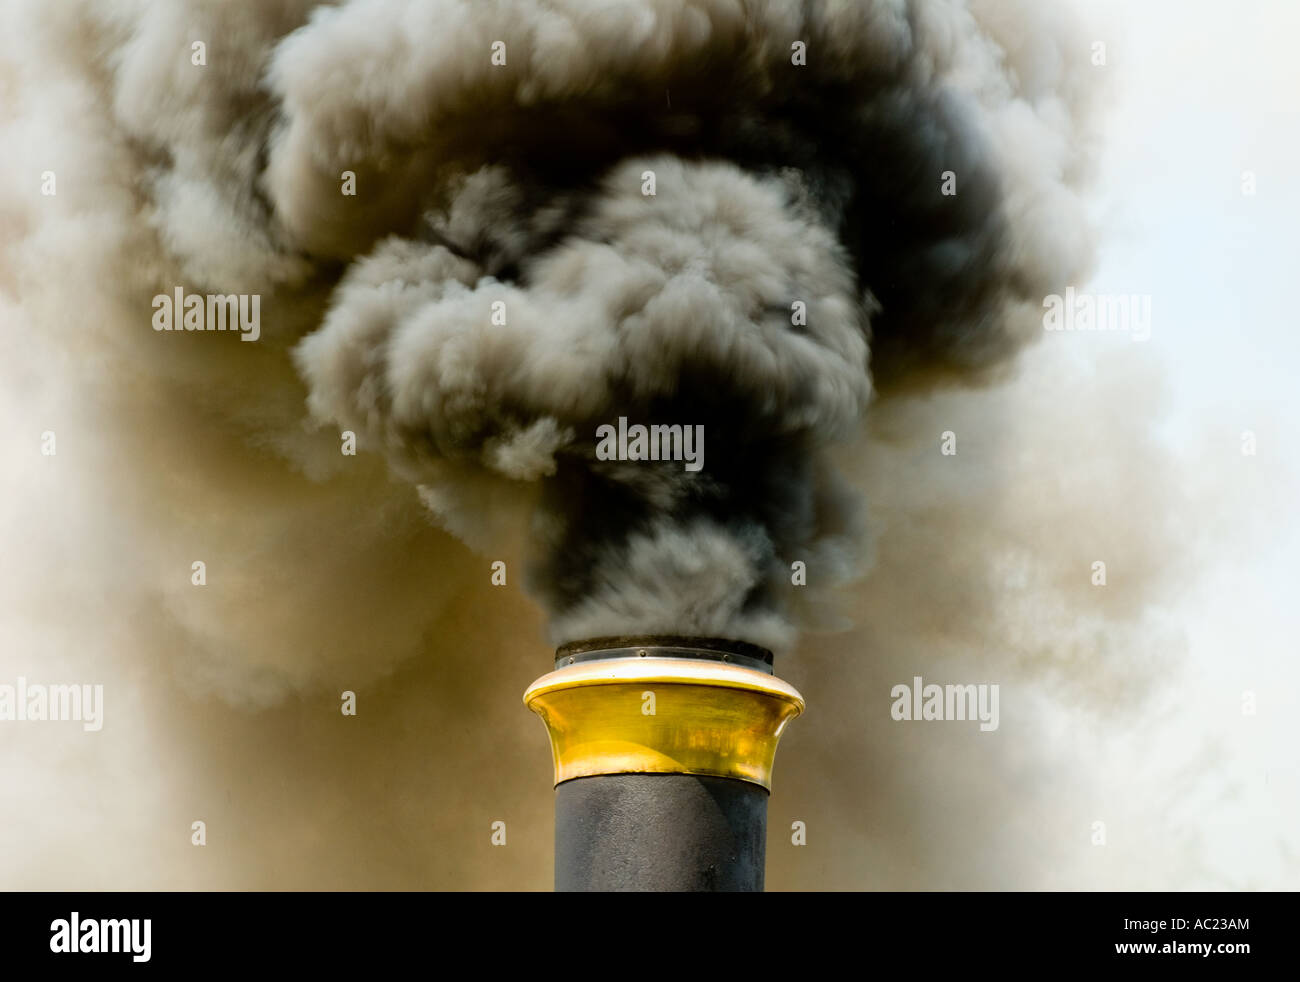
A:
0,1,1097,653
13,0,1244,894
272,0,1097,649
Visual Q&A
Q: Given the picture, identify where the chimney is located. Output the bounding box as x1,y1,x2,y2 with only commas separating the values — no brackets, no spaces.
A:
524,636,804,891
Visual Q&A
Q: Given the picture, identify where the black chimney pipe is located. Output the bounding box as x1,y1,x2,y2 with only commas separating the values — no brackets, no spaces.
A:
524,636,804,892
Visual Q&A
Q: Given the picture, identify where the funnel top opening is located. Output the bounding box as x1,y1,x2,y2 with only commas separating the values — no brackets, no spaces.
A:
554,635,774,674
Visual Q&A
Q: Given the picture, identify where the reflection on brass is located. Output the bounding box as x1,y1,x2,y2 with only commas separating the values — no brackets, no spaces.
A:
524,657,805,790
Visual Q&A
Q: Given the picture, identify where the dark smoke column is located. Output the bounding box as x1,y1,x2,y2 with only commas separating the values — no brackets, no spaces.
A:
525,637,803,891
278,0,1097,887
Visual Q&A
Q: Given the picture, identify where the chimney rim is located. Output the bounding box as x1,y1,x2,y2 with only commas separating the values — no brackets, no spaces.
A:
554,635,774,673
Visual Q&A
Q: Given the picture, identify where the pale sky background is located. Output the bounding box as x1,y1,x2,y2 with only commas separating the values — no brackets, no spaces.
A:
1047,0,1299,886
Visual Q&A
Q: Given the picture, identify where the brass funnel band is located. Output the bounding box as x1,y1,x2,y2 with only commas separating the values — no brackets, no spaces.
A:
524,657,804,791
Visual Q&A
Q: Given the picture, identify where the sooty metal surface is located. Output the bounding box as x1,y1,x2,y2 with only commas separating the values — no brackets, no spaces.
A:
554,773,768,892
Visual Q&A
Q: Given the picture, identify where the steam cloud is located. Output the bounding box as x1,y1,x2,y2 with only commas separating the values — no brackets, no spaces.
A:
277,0,1095,649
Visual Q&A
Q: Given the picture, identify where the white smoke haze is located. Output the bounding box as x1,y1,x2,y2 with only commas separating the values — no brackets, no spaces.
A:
1,0,1294,890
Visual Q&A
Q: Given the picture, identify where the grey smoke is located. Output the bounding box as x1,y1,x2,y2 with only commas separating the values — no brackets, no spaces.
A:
277,0,1097,650
7,0,1267,891
0,0,1098,659
1,0,1097,653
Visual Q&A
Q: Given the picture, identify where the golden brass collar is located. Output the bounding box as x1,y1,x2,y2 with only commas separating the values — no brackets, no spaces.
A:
524,656,805,790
